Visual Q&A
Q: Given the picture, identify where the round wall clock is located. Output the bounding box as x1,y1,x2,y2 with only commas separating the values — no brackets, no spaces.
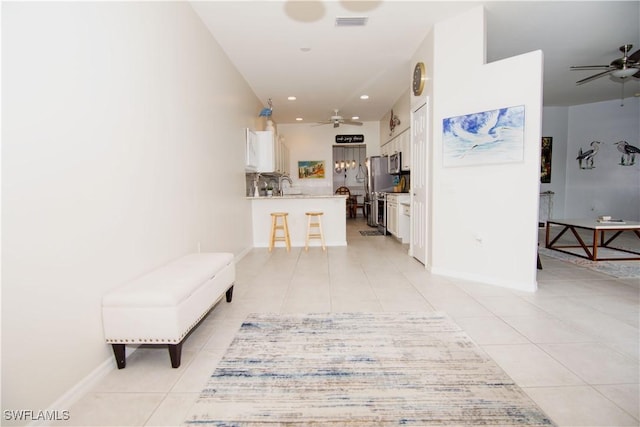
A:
412,62,426,96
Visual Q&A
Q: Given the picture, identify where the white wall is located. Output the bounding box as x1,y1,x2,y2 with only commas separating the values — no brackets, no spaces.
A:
429,7,543,291
539,99,639,222
564,98,640,221
276,122,380,195
379,90,411,144
2,2,261,417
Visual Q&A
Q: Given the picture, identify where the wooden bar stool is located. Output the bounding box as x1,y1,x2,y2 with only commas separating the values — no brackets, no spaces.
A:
305,211,326,251
269,212,291,252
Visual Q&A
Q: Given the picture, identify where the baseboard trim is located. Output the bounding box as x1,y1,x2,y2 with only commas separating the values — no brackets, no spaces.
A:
30,346,138,427
32,248,251,426
430,266,538,293
235,246,252,262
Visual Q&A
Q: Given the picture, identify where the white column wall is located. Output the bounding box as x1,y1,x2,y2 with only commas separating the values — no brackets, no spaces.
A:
429,6,543,291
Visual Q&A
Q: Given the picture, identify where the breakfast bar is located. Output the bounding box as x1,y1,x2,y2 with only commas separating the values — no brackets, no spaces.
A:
249,195,347,249
545,218,640,261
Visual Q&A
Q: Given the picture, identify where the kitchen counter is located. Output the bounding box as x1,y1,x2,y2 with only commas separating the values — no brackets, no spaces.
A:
247,194,347,199
249,195,347,248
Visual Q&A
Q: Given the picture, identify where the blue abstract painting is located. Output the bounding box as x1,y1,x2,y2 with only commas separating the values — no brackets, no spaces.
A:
443,105,525,167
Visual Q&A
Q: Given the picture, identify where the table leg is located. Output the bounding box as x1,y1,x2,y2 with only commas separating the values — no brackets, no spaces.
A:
569,226,593,259
547,224,570,247
545,223,551,247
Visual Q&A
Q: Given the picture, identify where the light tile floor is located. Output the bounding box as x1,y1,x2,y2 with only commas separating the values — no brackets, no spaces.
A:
57,218,639,426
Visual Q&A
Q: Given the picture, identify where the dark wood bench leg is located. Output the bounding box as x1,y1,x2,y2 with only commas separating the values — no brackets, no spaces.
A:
225,285,234,302
111,344,126,369
168,342,183,368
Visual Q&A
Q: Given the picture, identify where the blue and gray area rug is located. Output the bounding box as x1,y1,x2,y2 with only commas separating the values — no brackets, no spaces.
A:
539,247,640,278
184,312,554,426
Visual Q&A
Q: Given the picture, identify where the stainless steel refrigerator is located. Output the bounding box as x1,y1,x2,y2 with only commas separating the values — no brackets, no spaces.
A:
365,156,394,227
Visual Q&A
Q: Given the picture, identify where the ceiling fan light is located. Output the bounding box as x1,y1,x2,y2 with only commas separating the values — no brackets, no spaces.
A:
612,67,638,78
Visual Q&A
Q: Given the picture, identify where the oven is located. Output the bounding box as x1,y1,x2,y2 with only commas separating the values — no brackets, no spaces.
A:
375,192,388,235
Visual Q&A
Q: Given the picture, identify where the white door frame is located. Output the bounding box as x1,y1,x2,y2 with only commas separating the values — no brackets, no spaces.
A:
410,101,429,265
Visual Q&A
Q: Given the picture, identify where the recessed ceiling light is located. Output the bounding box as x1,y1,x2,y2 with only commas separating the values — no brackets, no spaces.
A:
351,116,359,120
360,95,369,100
288,96,297,101
296,117,303,121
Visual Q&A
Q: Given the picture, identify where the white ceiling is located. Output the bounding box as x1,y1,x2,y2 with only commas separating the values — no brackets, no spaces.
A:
191,1,640,125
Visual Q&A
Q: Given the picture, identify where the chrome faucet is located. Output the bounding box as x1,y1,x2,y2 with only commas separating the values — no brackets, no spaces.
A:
278,175,293,195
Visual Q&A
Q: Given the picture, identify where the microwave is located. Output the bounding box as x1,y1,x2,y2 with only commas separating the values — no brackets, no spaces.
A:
388,152,402,174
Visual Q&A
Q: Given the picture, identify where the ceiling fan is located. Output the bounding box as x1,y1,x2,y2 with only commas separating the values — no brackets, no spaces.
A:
314,109,363,128
570,44,640,85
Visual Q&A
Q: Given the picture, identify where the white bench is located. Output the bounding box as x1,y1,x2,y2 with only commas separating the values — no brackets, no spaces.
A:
101,252,235,369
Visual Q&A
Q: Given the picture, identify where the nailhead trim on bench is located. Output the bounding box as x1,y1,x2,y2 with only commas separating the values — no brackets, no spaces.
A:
104,291,228,345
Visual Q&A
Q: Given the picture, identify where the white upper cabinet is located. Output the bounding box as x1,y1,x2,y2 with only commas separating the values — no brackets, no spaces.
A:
256,130,275,172
245,128,258,172
278,136,290,175
255,130,289,174
380,128,410,171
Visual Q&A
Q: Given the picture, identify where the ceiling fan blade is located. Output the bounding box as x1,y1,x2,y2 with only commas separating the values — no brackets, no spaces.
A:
628,49,640,62
575,69,614,85
633,69,640,78
570,65,610,70
343,121,363,126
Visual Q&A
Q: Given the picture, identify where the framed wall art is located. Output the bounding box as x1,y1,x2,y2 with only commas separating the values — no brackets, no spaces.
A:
443,105,525,167
298,160,325,179
541,137,552,183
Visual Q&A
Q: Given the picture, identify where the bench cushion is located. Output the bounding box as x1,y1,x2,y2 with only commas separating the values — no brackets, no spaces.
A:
102,253,234,308
102,252,235,344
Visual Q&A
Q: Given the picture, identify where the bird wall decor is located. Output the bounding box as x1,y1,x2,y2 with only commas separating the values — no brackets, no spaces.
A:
389,109,401,135
614,141,640,166
258,98,273,118
576,141,600,169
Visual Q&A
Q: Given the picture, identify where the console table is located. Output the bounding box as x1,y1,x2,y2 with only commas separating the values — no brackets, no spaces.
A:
545,219,640,261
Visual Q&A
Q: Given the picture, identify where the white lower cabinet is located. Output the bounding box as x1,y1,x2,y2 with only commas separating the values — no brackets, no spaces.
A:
387,193,410,243
387,197,398,236
399,202,410,243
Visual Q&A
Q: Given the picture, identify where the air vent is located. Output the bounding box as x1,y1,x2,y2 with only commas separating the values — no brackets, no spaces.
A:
335,16,368,27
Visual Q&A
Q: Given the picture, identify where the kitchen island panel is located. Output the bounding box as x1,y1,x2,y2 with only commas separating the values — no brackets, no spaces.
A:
250,196,347,248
